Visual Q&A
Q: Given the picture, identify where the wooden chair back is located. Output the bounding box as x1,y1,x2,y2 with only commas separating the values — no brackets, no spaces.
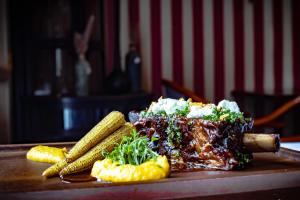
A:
232,91,300,136
254,96,300,126
161,79,208,103
162,80,300,136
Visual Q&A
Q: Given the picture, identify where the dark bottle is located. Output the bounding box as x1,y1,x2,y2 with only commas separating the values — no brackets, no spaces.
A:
125,44,141,93
106,68,130,94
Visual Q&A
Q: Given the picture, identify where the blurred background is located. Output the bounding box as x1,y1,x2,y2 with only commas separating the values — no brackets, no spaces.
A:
0,0,300,144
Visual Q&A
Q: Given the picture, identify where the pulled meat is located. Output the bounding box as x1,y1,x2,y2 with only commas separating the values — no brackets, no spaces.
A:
133,116,253,171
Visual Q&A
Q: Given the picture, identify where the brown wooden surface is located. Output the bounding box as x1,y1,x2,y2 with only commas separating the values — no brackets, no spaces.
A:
0,143,300,200
281,136,300,142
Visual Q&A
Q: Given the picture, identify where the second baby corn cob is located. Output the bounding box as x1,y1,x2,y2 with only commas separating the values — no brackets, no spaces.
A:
66,111,125,162
59,123,134,176
42,111,125,177
42,159,68,177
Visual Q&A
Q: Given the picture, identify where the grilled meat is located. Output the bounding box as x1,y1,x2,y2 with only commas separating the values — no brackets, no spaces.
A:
133,115,253,171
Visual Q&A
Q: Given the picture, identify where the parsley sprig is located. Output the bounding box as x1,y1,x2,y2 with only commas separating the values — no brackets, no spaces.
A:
236,151,252,168
140,103,189,148
175,105,190,117
203,107,244,123
166,116,182,147
105,130,159,166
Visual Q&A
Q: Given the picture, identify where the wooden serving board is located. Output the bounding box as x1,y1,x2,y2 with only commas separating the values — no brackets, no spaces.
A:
0,143,300,200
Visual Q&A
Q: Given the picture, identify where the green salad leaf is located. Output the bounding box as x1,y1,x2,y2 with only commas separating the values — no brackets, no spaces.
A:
105,130,158,166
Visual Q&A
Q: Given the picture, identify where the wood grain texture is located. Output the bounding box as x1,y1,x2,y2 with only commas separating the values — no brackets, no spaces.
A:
0,143,300,199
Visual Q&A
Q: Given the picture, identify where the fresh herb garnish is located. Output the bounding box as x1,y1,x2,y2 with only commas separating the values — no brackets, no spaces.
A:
203,107,244,123
141,100,190,118
166,116,182,148
105,130,158,165
151,135,159,142
140,110,147,118
140,102,189,148
141,110,168,118
235,151,252,168
174,105,189,116
142,113,184,148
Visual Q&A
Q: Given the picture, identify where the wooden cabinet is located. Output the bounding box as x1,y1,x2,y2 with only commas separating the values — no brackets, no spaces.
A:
9,0,151,143
17,93,153,143
10,0,105,96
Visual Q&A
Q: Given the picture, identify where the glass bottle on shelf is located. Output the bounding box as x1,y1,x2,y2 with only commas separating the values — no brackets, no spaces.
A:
125,44,141,93
54,48,69,96
75,54,91,96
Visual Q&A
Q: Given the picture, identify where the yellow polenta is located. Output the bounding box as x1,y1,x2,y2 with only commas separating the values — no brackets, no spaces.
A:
26,145,66,164
91,155,169,182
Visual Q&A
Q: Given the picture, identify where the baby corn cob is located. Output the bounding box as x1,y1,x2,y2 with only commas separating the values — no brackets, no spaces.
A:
42,159,68,177
27,145,67,164
59,123,134,176
66,111,125,163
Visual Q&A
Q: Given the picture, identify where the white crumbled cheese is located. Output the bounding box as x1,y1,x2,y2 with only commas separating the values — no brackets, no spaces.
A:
147,98,241,119
187,104,216,118
148,98,188,115
217,100,240,113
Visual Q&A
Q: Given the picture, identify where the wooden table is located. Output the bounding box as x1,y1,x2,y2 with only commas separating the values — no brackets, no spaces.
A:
1,142,300,200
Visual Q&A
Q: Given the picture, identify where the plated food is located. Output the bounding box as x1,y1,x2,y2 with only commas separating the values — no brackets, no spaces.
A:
91,130,170,182
131,98,279,171
42,112,130,177
27,145,67,164
26,98,280,183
